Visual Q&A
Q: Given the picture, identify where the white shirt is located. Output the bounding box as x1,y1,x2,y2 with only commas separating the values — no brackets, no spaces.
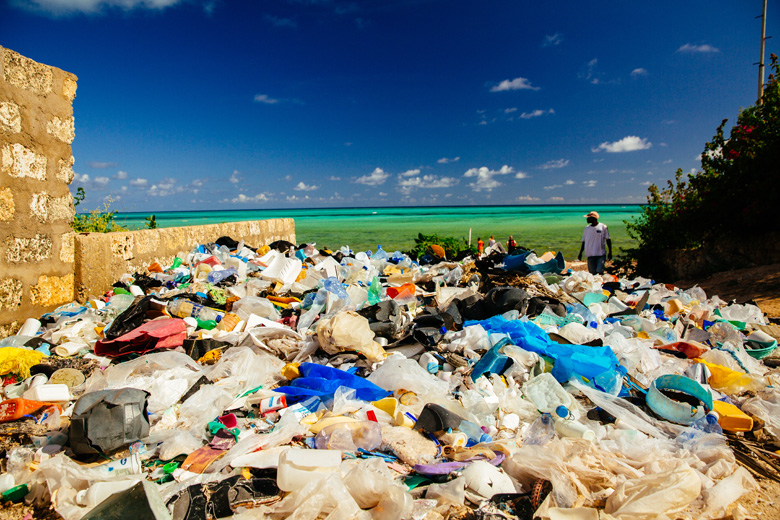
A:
582,223,610,257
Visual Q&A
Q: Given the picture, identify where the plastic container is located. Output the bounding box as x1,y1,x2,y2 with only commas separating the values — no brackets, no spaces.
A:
167,299,224,323
553,406,595,441
17,318,41,337
712,400,753,432
0,399,62,423
96,453,142,477
22,384,71,402
523,373,575,414
524,413,554,445
76,479,140,507
277,449,342,492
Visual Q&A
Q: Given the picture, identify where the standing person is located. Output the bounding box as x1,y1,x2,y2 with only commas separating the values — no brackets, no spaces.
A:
507,235,517,253
488,236,496,248
577,211,612,275
477,237,484,256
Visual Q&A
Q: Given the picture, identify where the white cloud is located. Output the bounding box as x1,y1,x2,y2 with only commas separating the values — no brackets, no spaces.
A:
437,156,460,164
544,184,562,190
328,176,341,181
580,58,600,84
539,159,570,169
129,177,148,187
515,171,529,179
517,195,540,202
630,68,648,78
663,159,673,164
463,165,514,191
520,108,554,119
677,43,720,54
583,180,598,187
354,167,391,186
254,94,279,104
490,77,540,92
192,179,205,187
286,194,310,202
640,181,652,186
230,193,271,203
549,196,564,201
398,174,458,194
565,179,576,185
378,192,387,197
74,173,90,183
399,169,421,177
229,170,241,184
94,176,110,186
87,161,116,169
15,0,186,15
264,14,296,28
148,177,177,197
283,175,293,181
592,136,652,153
504,107,518,114
113,170,128,179
294,181,319,191
542,33,563,47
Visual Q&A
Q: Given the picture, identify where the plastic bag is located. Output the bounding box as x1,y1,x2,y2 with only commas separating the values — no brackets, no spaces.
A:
367,354,449,399
316,311,386,363
270,471,370,520
604,463,701,519
742,388,780,441
342,458,413,520
425,476,466,507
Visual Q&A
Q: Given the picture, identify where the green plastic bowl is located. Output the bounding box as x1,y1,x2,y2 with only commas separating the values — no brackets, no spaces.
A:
745,339,778,360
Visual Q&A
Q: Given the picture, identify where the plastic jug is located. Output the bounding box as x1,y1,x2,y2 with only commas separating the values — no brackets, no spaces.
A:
76,479,140,507
277,449,342,492
22,384,71,402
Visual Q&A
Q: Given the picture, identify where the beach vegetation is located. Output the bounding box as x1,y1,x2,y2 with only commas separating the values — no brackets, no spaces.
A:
407,232,476,260
70,189,128,233
145,214,158,229
625,53,780,263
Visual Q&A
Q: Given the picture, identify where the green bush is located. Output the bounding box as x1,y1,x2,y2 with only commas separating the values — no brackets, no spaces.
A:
70,189,128,233
407,233,476,259
626,53,780,254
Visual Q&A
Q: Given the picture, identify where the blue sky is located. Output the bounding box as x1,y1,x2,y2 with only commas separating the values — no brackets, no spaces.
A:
3,0,777,211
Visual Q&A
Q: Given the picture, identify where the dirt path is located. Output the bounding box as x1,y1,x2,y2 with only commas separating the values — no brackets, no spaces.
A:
674,262,780,318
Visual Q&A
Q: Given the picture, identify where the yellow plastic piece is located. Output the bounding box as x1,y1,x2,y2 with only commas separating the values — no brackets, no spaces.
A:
281,363,301,380
308,415,358,434
637,331,650,340
198,349,222,364
372,397,398,417
694,359,757,393
712,400,753,432
0,348,46,378
257,245,270,256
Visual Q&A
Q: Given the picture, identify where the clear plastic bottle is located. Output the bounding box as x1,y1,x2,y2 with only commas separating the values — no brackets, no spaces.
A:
524,413,555,445
167,299,224,323
692,411,723,435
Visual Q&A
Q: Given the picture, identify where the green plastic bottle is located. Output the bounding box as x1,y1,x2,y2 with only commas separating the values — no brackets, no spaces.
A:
368,275,382,305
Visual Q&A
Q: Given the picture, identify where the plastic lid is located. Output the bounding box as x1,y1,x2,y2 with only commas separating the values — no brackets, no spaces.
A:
540,413,552,424
555,405,570,419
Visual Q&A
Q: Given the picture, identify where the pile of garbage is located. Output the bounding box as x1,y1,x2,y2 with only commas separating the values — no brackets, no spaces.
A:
0,237,779,520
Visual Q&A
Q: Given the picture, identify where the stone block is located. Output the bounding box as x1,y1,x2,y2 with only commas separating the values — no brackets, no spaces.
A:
0,101,21,133
49,194,75,222
30,192,50,222
2,49,53,96
1,143,47,180
57,156,75,183
62,75,77,101
5,234,52,263
0,321,21,340
0,278,23,311
30,273,73,307
111,234,135,261
47,116,75,144
0,187,13,221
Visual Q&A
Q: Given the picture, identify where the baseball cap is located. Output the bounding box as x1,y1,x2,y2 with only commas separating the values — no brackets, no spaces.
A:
584,211,599,219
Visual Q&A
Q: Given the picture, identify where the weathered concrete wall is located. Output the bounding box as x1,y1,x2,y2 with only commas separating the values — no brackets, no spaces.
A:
73,218,295,301
0,47,77,337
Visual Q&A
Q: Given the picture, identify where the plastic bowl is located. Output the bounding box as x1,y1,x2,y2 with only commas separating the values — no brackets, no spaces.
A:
745,340,778,360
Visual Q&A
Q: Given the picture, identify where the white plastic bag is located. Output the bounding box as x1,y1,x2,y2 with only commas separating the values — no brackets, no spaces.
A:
604,463,701,519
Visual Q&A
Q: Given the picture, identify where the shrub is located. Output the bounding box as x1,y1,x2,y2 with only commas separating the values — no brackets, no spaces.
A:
407,233,476,259
70,190,128,233
626,54,780,254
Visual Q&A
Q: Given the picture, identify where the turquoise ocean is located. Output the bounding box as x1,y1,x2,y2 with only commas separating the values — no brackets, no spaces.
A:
114,205,642,260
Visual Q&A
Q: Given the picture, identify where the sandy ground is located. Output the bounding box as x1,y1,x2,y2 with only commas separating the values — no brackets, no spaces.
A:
674,262,780,318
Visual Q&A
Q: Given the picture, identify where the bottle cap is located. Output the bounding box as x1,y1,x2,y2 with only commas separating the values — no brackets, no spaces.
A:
555,405,570,419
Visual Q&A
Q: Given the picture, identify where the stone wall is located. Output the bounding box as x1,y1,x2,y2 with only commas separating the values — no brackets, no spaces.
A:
0,47,77,337
72,219,295,302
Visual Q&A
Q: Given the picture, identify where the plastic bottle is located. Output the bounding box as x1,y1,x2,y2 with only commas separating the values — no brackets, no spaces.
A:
552,406,595,441
367,276,382,305
524,413,555,445
76,479,140,507
207,268,238,285
692,411,723,435
457,420,492,446
167,299,224,323
373,245,388,261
